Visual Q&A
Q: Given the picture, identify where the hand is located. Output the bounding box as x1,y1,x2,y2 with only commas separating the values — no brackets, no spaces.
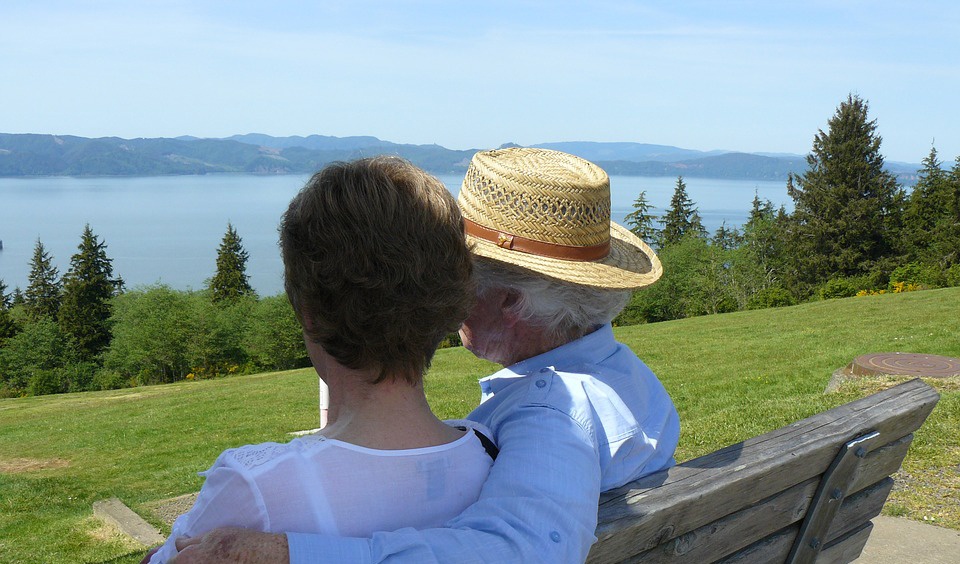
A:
139,546,160,564
168,527,289,564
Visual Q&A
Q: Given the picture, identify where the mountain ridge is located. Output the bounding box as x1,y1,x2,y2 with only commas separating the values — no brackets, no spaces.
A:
0,132,920,182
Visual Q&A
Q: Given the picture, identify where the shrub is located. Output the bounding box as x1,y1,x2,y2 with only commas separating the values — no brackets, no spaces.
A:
91,368,129,391
244,295,309,371
0,318,72,391
105,285,197,384
747,287,797,309
946,264,960,287
61,361,98,392
438,332,463,349
889,262,942,289
819,278,859,300
27,368,66,396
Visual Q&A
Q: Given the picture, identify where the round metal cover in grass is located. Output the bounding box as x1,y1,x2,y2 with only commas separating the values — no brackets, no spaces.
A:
850,353,960,378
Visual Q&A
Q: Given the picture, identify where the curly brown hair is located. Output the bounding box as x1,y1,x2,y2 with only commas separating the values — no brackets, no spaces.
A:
280,157,473,384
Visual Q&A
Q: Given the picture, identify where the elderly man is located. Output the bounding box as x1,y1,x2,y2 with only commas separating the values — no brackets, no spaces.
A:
169,148,680,564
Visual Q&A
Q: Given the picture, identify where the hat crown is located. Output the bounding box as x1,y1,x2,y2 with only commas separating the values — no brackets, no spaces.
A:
459,148,611,247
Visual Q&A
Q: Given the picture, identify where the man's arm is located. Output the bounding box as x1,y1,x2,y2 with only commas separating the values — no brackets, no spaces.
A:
174,403,602,564
169,528,287,564
288,402,602,563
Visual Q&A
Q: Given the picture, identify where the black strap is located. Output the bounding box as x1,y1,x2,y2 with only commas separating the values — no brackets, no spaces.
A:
472,429,499,461
457,426,499,461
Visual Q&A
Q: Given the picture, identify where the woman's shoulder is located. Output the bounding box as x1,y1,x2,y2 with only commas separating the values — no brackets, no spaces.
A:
212,435,329,472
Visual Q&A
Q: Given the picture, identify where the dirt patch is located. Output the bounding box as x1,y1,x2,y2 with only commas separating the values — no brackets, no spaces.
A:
143,493,198,526
0,457,70,473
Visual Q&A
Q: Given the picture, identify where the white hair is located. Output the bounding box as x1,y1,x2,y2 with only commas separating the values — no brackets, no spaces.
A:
472,257,631,343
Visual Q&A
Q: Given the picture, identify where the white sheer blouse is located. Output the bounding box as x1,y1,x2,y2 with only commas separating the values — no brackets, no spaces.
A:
149,423,494,563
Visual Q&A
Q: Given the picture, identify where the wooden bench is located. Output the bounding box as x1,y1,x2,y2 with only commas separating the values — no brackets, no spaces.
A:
587,378,940,563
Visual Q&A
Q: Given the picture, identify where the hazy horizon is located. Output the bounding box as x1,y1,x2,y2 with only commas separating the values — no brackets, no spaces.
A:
2,2,958,165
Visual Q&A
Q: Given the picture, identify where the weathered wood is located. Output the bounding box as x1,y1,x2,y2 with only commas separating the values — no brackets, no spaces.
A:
587,379,939,564
817,523,873,564
824,478,893,543
620,456,898,564
714,481,886,564
786,430,881,563
610,470,894,563
717,524,796,564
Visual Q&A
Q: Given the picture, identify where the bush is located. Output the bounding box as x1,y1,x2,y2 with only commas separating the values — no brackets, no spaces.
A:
0,318,72,391
27,368,67,396
438,332,463,349
62,362,98,392
91,369,129,391
946,264,960,287
105,285,199,384
889,262,942,289
244,295,309,371
747,287,797,309
819,278,859,300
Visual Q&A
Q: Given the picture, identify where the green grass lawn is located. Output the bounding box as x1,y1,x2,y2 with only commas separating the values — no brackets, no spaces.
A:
1,288,958,563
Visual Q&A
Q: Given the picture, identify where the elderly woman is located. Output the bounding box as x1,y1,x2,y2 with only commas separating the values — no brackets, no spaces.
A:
147,157,495,563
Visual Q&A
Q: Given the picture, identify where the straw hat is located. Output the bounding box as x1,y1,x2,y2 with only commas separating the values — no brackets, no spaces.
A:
458,147,662,290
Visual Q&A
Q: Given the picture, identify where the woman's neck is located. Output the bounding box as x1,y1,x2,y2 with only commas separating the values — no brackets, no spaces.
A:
317,370,464,450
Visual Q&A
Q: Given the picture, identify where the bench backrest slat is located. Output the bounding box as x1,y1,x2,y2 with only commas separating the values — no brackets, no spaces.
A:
588,379,940,564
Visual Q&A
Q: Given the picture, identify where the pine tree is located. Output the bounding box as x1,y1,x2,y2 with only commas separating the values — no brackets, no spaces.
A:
209,222,254,303
0,279,9,310
785,94,905,292
11,287,25,307
711,222,742,251
59,225,122,361
24,239,62,320
659,176,704,246
0,279,18,347
623,190,661,247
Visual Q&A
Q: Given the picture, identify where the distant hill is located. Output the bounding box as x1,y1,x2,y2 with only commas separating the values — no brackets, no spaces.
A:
0,133,920,181
532,141,728,162
0,133,474,177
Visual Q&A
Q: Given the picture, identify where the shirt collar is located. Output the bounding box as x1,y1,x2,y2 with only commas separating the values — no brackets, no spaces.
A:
478,324,618,395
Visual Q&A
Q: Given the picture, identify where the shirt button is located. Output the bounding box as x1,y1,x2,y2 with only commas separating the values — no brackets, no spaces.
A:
550,531,561,543
539,367,550,373
536,379,546,388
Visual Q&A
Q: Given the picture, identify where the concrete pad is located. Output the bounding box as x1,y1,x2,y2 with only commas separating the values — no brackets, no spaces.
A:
93,497,165,546
859,516,960,563
144,492,198,526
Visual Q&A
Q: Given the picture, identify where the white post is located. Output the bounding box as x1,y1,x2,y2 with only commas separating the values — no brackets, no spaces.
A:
318,377,329,429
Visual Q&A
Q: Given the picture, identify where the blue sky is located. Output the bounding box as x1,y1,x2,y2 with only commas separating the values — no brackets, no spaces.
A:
3,1,958,164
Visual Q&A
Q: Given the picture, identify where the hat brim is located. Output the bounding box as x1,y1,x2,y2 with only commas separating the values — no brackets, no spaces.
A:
466,221,662,290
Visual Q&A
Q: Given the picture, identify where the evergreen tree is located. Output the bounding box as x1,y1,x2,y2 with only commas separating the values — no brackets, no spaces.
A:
209,222,254,303
904,147,960,270
0,279,18,348
623,190,661,247
59,225,122,361
739,196,789,289
659,176,704,246
785,94,905,293
11,287,26,308
24,239,62,320
711,222,742,251
0,279,10,310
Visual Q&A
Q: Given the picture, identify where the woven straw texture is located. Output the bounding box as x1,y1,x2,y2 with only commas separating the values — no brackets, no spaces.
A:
459,147,662,290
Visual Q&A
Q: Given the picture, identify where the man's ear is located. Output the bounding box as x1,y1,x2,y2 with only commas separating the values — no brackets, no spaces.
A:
499,289,523,328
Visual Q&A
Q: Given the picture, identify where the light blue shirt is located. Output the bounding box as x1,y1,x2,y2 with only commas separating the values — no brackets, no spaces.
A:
287,324,680,563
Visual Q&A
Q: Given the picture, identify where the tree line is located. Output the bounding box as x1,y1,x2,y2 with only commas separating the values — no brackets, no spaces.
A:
614,94,960,325
3,94,958,396
0,224,309,397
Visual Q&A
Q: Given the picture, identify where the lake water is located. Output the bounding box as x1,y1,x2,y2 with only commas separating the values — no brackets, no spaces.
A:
0,174,792,296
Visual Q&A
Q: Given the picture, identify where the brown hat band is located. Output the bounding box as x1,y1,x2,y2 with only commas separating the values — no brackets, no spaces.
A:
464,218,611,262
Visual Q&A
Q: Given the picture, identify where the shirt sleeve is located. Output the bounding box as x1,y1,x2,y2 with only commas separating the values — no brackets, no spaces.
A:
287,401,602,564
150,454,269,563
